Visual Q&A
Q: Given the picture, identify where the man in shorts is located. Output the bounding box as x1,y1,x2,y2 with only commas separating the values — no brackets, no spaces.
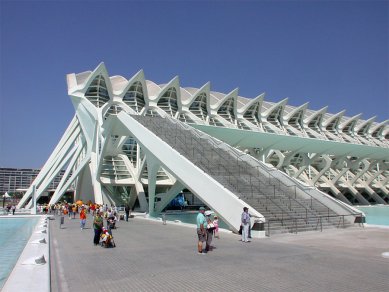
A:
93,211,104,245
196,207,207,254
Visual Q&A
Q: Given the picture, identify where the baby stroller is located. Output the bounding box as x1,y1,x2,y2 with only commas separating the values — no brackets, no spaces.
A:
100,227,116,248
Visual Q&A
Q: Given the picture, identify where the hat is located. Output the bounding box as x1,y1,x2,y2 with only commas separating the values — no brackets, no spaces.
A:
205,210,212,216
199,207,205,210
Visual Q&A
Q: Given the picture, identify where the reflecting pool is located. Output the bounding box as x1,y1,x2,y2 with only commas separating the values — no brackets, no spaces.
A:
0,217,39,289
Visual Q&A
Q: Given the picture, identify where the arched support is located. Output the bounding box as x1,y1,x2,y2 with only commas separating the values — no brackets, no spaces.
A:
311,155,332,185
273,150,285,169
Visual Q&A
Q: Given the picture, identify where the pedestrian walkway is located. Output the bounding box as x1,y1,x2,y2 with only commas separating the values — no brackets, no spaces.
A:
50,214,388,292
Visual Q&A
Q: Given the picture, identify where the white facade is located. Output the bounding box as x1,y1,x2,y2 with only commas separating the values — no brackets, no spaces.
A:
18,63,388,230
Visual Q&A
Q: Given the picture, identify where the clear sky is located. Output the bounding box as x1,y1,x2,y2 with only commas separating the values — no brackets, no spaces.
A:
0,0,388,169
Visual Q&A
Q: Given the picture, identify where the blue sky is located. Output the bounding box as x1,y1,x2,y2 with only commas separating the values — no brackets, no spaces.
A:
0,0,388,168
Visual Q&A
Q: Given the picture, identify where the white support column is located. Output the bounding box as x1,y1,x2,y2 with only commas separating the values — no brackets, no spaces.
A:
31,185,36,215
146,156,160,215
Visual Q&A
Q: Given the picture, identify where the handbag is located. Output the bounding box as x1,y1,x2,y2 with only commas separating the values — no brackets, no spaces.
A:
238,224,243,235
207,223,215,231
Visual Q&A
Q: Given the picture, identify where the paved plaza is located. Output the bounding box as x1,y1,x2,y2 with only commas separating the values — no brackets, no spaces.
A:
50,214,389,292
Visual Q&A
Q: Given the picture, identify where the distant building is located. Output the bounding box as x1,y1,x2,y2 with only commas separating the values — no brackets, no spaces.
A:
0,167,68,195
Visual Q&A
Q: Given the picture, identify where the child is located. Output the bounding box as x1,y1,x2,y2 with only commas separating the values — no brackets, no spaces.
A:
101,227,113,248
213,215,219,239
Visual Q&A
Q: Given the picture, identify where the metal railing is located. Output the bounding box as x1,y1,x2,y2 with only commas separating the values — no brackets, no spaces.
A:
265,213,363,237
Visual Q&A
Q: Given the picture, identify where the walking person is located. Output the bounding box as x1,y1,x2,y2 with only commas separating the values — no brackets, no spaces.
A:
72,204,77,219
125,204,130,222
248,221,252,239
90,204,95,216
241,207,251,243
68,204,72,218
80,206,87,230
11,205,16,215
196,207,207,254
93,211,103,246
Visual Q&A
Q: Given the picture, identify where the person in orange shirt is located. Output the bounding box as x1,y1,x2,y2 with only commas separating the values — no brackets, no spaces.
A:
72,204,77,219
80,206,87,230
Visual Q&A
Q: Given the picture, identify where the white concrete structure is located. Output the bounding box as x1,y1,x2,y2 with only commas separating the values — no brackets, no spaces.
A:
18,63,388,231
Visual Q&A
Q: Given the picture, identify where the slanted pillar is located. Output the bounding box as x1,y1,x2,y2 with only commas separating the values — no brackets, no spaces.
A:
31,185,37,215
146,155,160,216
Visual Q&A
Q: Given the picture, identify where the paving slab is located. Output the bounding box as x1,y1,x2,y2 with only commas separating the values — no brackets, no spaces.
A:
50,215,389,292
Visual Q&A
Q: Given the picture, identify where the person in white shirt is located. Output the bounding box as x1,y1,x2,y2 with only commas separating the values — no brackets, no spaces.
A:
241,207,251,243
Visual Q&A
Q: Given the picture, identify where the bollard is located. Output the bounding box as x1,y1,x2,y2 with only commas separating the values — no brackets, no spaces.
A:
60,216,64,229
162,213,167,225
251,219,266,238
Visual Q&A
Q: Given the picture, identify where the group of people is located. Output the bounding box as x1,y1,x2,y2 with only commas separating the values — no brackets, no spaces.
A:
50,201,122,247
196,207,219,254
56,202,252,252
4,204,16,215
196,206,252,253
92,210,115,248
59,203,119,248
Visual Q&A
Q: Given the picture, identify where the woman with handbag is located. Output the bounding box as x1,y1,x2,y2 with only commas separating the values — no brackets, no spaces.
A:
205,211,215,252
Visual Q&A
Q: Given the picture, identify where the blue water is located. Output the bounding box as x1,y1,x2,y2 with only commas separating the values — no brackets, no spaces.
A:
0,217,39,289
163,207,389,228
356,206,389,226
160,212,229,229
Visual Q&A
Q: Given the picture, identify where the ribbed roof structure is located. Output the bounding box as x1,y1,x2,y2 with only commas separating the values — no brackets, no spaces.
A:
69,63,388,148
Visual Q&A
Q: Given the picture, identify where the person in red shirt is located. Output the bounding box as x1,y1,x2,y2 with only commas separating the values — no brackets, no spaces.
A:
90,204,96,215
80,206,87,230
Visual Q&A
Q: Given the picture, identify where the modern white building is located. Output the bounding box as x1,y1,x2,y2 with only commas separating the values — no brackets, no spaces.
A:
18,63,388,233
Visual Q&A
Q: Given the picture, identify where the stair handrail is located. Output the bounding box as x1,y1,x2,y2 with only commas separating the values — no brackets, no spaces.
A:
265,213,362,237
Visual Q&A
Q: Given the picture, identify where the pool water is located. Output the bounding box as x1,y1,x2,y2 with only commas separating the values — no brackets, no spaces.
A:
0,217,39,289
356,206,389,226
